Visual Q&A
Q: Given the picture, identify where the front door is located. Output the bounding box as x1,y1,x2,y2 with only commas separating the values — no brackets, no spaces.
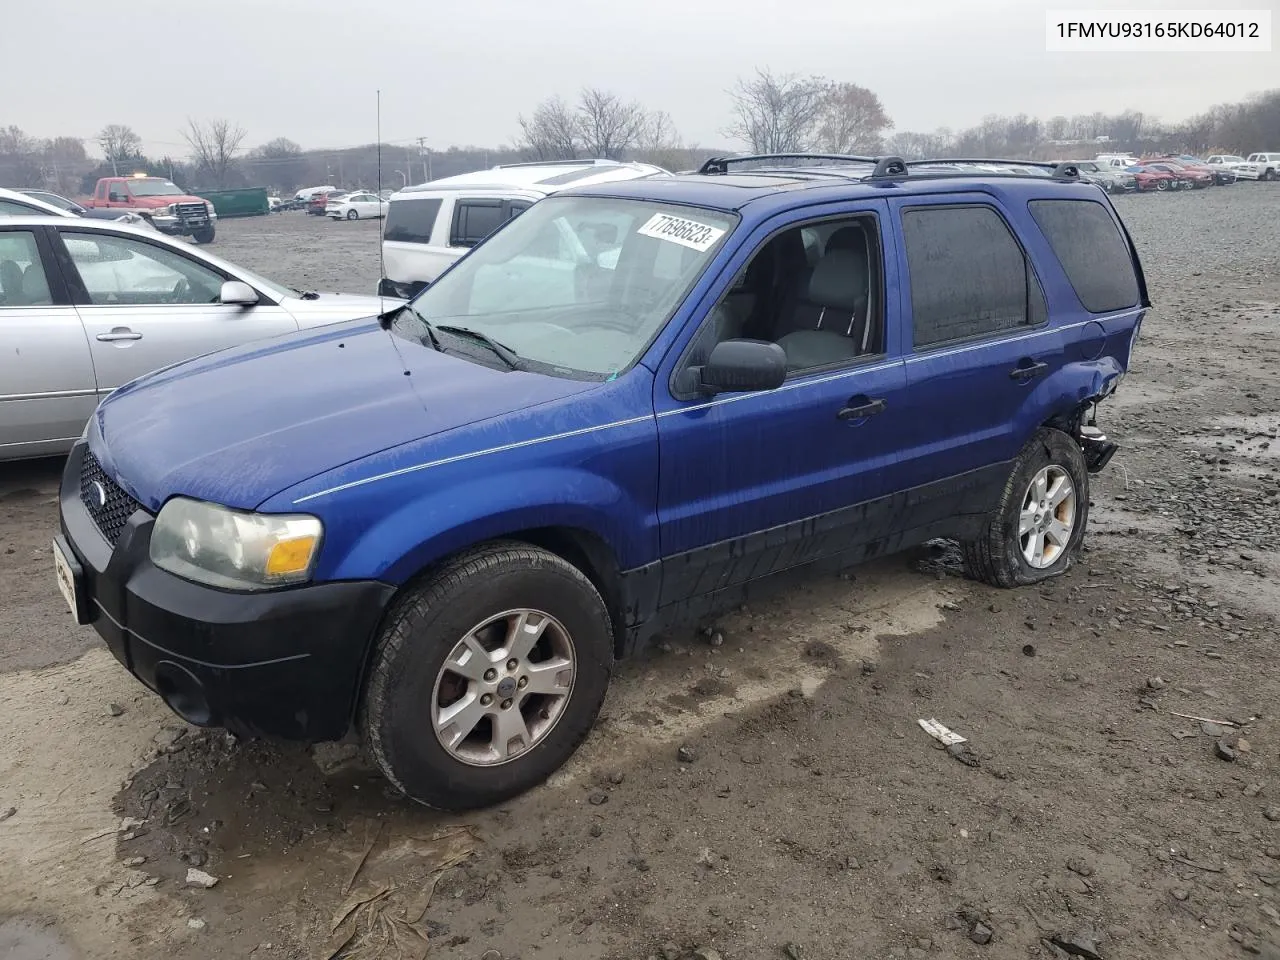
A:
653,201,911,607
53,227,298,395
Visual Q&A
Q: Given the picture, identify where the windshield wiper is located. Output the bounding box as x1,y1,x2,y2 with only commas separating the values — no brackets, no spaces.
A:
434,324,522,370
378,303,442,351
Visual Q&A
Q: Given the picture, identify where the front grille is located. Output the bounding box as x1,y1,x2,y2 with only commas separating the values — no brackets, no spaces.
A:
80,451,144,547
174,201,210,226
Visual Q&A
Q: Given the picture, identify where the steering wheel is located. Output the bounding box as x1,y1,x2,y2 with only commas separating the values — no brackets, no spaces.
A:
170,277,191,303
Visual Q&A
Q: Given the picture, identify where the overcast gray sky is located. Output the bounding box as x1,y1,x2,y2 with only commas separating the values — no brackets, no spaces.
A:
6,0,1277,155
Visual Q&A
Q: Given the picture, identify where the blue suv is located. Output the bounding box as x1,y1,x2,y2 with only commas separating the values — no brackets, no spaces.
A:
54,155,1148,810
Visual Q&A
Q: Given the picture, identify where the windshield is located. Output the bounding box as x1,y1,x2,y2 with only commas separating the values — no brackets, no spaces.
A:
126,179,186,197
393,196,737,379
26,191,77,211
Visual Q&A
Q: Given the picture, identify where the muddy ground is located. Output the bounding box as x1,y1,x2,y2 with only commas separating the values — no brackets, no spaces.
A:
2,185,1280,960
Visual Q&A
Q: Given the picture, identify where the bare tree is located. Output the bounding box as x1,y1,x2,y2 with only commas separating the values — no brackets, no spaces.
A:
183,118,247,189
813,82,892,155
724,68,828,153
516,97,580,161
247,137,307,191
576,88,648,159
97,124,142,176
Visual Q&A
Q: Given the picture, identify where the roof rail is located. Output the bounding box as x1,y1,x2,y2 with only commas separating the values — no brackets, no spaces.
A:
698,153,879,174
494,158,621,169
905,159,1080,179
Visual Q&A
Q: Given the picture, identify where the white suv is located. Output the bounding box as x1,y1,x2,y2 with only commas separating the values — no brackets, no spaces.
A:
1245,153,1280,181
377,159,668,298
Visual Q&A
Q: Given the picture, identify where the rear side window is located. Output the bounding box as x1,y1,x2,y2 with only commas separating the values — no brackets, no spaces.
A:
902,205,1042,348
383,198,442,244
451,200,505,247
1029,199,1139,313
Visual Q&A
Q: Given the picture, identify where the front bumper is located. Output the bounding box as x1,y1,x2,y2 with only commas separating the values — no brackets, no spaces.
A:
58,442,395,741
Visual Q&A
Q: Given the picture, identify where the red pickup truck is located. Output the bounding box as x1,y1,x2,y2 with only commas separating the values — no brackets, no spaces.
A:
82,176,218,243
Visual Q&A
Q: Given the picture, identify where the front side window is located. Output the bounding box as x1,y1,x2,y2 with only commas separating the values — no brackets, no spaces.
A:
61,232,225,305
384,198,443,244
902,205,1045,348
0,231,53,306
394,196,736,378
0,199,44,216
679,214,885,387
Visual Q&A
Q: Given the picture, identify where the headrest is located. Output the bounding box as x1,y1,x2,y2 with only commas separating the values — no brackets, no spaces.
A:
825,226,868,256
807,248,868,311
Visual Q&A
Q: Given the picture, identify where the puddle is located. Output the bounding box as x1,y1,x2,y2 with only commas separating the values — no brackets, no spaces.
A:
0,917,80,960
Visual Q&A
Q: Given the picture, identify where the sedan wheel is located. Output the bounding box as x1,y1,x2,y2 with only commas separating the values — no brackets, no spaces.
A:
346,209,359,220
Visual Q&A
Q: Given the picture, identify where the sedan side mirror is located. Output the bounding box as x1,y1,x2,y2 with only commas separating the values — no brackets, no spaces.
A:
219,280,259,306
698,339,787,395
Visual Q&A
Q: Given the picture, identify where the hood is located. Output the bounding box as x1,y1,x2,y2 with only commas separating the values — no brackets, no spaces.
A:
93,319,593,512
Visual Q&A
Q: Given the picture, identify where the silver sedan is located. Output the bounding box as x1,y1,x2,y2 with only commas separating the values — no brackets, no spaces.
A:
0,215,401,461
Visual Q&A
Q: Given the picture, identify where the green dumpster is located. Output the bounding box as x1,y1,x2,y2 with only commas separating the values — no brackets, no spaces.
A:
194,187,269,218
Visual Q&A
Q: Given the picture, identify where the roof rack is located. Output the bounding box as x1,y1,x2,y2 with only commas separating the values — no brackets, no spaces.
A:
698,153,879,175
692,154,1081,183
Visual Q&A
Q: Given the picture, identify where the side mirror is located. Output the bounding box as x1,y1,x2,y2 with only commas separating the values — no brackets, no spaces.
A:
697,339,787,395
219,280,259,306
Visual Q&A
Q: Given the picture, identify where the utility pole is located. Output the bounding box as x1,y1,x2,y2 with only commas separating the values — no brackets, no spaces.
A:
416,137,432,182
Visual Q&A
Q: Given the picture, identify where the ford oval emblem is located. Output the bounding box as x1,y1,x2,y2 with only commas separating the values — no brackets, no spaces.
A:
89,480,107,509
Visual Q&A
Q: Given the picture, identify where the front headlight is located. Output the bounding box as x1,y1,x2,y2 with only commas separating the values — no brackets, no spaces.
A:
150,497,323,591
206,202,217,218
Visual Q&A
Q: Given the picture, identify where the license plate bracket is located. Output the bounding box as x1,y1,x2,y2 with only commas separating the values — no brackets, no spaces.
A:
53,536,90,625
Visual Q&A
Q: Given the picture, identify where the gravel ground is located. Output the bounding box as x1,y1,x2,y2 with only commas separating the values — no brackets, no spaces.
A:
1,184,1280,960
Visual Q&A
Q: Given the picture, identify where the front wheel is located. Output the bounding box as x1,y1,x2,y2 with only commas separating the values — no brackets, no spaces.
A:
1156,180,1170,191
360,543,614,811
346,209,359,221
192,226,215,244
962,428,1089,588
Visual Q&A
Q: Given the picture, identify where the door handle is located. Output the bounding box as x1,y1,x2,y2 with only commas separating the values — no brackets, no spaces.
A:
1008,360,1048,380
837,396,887,421
96,330,142,342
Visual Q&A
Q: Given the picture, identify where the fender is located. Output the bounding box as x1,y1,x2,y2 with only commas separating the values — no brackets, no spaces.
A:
322,465,658,584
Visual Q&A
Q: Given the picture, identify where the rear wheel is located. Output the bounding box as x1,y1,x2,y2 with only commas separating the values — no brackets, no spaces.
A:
346,209,359,221
360,543,614,811
962,428,1089,588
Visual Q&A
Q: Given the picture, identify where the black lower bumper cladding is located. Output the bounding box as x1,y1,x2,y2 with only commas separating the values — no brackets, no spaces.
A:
58,441,395,741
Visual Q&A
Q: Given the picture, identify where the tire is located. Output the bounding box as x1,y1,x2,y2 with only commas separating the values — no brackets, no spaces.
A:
192,226,215,244
962,428,1089,589
346,209,359,221
360,542,614,811
1156,179,1169,191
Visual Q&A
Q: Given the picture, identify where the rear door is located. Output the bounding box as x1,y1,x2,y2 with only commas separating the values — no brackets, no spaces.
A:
888,194,1064,511
52,227,299,395
0,225,98,457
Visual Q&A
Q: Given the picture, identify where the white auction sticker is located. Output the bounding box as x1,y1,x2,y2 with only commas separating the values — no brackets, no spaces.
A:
637,213,726,252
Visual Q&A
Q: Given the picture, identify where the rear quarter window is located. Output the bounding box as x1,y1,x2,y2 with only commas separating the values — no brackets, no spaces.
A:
1028,199,1139,314
383,198,443,244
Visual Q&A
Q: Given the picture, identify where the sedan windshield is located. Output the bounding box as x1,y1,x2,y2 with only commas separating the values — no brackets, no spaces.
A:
126,180,186,197
394,196,737,378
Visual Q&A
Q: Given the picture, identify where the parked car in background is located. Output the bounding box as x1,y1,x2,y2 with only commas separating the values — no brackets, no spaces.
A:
1207,155,1262,180
1125,166,1182,191
53,155,1146,811
1097,153,1141,168
1153,157,1233,185
326,192,389,221
1065,161,1139,193
0,216,399,461
1140,161,1212,189
307,189,346,216
379,158,669,298
1,187,78,217
267,195,284,211
81,176,217,243
1245,153,1280,180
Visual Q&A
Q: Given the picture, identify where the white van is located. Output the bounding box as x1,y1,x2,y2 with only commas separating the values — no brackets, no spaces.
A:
294,185,339,201
377,159,668,298
1095,154,1140,168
